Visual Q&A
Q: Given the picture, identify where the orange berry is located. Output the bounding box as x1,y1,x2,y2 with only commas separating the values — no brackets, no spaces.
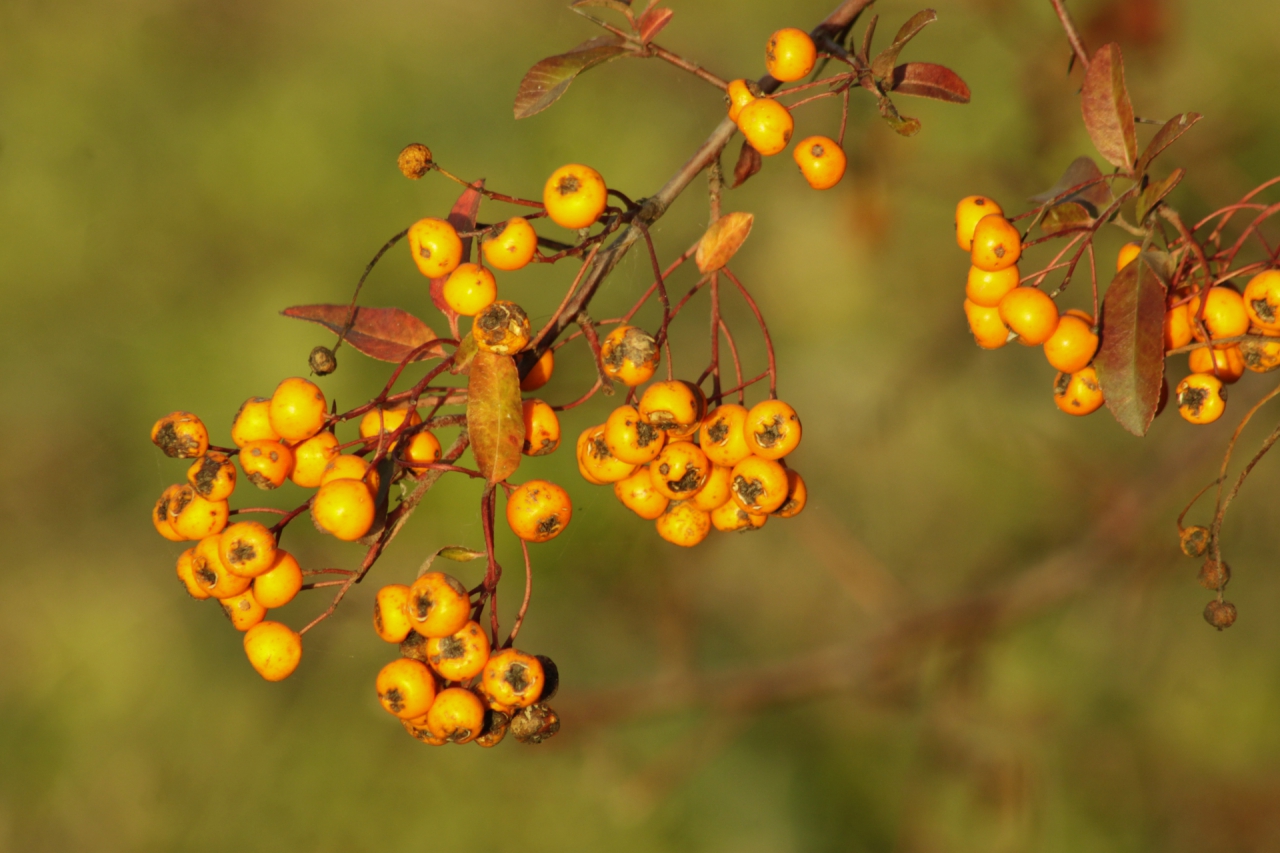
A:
481,648,545,710
219,520,278,578
729,455,789,514
710,500,768,532
998,287,1060,345
1176,373,1227,424
151,411,208,459
425,687,486,743
964,298,1010,349
613,467,670,520
744,399,801,460
407,217,463,279
219,588,267,632
426,620,491,682
604,404,665,465
1117,242,1141,271
290,431,340,488
231,396,279,447
192,534,252,599
1188,344,1245,384
402,431,442,468
543,164,607,230
970,214,1022,272
243,620,302,681
153,485,186,541
725,78,758,122
655,501,712,547
699,404,752,467
736,98,793,156
577,424,638,484
376,658,439,719
1043,312,1098,373
521,399,560,457
320,454,380,491
955,196,1004,252
175,548,210,599
187,451,237,501
520,348,555,392
774,468,807,518
966,264,1020,308
359,404,421,448
792,136,846,190
639,380,706,433
1189,287,1250,346
1242,270,1280,332
238,439,293,490
481,217,539,272
506,479,572,543
1053,366,1104,416
402,714,448,746
408,572,471,638
600,325,660,387
649,442,710,502
442,263,497,317
252,550,303,609
311,478,376,541
268,377,327,443
765,27,816,82
373,584,413,643
472,300,531,355
1241,330,1280,373
1165,301,1193,351
166,484,229,540
689,464,733,512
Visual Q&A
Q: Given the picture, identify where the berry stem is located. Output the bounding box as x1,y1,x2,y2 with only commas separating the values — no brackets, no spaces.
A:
721,266,778,398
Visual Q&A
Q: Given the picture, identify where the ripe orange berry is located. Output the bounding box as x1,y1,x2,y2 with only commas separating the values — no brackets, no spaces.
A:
521,399,560,457
231,396,279,447
964,298,1010,349
312,478,376,541
166,484,229,540
774,468,807,518
472,300,531,354
1053,367,1104,416
577,424,638,484
426,687,486,743
765,27,816,82
187,451,237,501
600,325,660,387
1241,330,1280,373
243,620,302,682
482,648,545,710
506,479,572,543
1043,312,1098,373
480,217,538,272
151,411,209,459
604,404,665,464
699,404,752,467
543,164,608,230
153,485,186,541
613,467,670,520
239,439,294,489
970,214,1022,272
374,584,413,643
792,136,846,190
639,380,706,433
321,454,380,491
1116,241,1142,271
689,463,733,512
736,98,793,156
408,572,471,638
730,455,789,514
402,714,449,746
966,265,1021,308
520,348,555,392
744,399,801,460
359,404,421,448
252,550,303,609
402,431,442,468
175,548,211,599
407,217,464,279
442,263,498,317
998,287,1060,345
219,588,267,632
955,196,1004,252
1189,287,1250,346
192,534,252,599
1189,344,1245,384
426,620,491,682
711,500,768,532
1165,300,1193,351
377,658,439,719
290,431,340,488
268,377,327,443
655,500,712,547
1176,373,1227,424
220,520,278,578
725,78,758,122
1242,270,1280,332
649,442,710,501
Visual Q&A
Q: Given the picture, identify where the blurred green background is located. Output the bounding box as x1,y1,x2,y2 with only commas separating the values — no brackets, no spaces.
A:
2,0,1279,850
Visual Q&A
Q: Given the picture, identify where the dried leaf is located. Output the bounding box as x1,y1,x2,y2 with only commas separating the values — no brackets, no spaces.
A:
877,95,920,136
1136,167,1185,223
572,0,634,15
889,62,969,103
1095,257,1167,436
1040,202,1093,235
467,351,523,485
696,212,754,273
857,14,878,66
1135,113,1202,175
870,9,937,81
731,140,762,189
1029,156,1113,215
1080,43,1138,172
514,35,629,119
281,305,444,363
636,6,673,43
416,544,487,578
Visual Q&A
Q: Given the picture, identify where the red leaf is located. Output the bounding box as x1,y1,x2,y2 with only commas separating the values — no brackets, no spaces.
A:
513,35,630,119
466,351,524,485
636,6,673,43
429,181,484,338
889,62,970,104
1095,257,1167,436
1029,156,1113,215
281,305,444,364
731,140,762,189
1135,112,1202,176
1080,43,1138,172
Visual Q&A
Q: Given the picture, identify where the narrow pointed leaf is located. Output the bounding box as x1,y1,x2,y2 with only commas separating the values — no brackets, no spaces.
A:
877,95,920,136
1136,167,1185,223
636,6,673,43
1040,201,1093,235
572,0,634,15
1029,156,1112,214
1135,112,1201,176
889,62,969,103
281,305,444,363
870,9,936,81
514,35,629,119
466,351,523,485
450,332,479,376
1095,258,1167,436
696,212,754,273
857,15,878,65
731,140,762,188
417,544,487,578
1080,43,1138,171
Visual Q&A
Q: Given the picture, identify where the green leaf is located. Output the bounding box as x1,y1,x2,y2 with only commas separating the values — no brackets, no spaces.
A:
1095,256,1167,436
1135,113,1202,176
1040,202,1093,235
1136,168,1185,223
416,545,487,579
876,95,920,137
870,9,937,82
450,332,479,376
1080,43,1138,172
513,35,630,119
466,351,523,485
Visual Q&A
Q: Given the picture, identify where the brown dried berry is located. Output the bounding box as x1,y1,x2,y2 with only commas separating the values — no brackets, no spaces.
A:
1179,525,1210,558
309,345,337,376
397,143,433,179
534,654,559,702
1203,599,1237,631
1197,559,1231,590
510,703,560,745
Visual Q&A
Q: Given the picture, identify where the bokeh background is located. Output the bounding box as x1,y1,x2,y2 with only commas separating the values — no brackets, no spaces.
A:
2,0,1279,850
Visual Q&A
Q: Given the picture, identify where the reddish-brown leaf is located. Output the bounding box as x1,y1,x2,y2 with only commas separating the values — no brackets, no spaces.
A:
572,0,634,15
1029,156,1113,215
636,6,673,43
889,62,970,104
731,140,762,189
467,351,524,485
1135,113,1202,176
870,9,937,82
1080,43,1138,172
1040,202,1093,235
1136,167,1185,223
1095,257,1167,436
514,36,630,119
281,305,444,363
696,212,754,273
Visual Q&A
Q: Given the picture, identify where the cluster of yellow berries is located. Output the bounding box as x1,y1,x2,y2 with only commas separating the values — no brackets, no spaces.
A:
727,28,847,191
370,574,559,746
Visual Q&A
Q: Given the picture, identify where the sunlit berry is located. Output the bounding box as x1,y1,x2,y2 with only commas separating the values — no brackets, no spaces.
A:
407,217,463,279
655,501,712,547
955,196,1004,252
604,404,665,465
1053,366,1104,416
472,300,531,354
710,500,768,532
402,431,443,468
774,468,807,518
252,550,303,609
600,325,660,387
521,399,560,457
481,217,539,272
613,467,670,520
730,455,789,514
482,648,545,710
1116,241,1142,271
725,78,758,122
243,621,302,681
699,404,752,467
408,572,471,638
187,451,237,501
374,584,413,644
519,348,555,392
268,377,327,443
151,411,208,459
792,136,846,190
1242,269,1280,332
239,439,294,489
577,424,638,484
192,534,252,599
1165,299,1193,351
744,399,801,460
231,396,279,447
166,484,229,540
998,286,1059,346
290,431,340,488
736,98,793,156
966,265,1020,308
765,27,816,82
1043,311,1098,374
1188,344,1245,384
377,657,438,719
359,404,421,449
311,478,376,541
970,214,1022,272
649,442,710,502
1176,373,1227,424
543,164,608,230
153,485,186,542
219,588,267,632
426,687,486,744
964,298,1010,349
506,479,572,543
175,548,211,600
639,380,706,433
426,620,491,682
1240,329,1280,373
443,263,498,317
689,463,733,512
219,520,278,578
1189,287,1250,346
320,454,380,491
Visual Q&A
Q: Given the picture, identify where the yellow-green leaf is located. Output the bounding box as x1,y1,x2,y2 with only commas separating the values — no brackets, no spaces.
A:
466,351,523,485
